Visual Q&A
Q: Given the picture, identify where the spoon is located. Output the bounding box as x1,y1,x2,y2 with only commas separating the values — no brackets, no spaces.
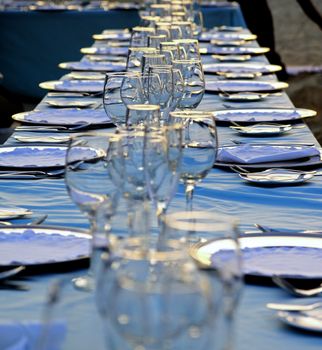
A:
272,275,322,297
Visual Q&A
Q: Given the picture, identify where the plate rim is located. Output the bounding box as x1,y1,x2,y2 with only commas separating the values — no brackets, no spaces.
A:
192,233,322,279
12,109,111,127
214,144,322,169
0,225,90,273
205,80,289,93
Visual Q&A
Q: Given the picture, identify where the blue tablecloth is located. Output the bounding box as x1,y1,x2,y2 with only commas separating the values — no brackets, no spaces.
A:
1,13,322,350
0,4,245,99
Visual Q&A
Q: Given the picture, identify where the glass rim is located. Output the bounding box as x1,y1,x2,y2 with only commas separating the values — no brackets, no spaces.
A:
132,26,156,32
127,104,160,111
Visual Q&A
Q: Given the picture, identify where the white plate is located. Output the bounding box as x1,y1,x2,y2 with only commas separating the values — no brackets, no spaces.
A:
230,124,293,136
64,72,105,80
215,144,321,169
206,80,288,93
45,98,99,108
238,168,315,185
214,108,316,123
59,61,126,72
92,33,131,41
201,46,270,55
14,135,70,144
193,234,322,278
203,63,281,74
39,80,104,93
80,47,129,56
0,226,90,268
12,108,111,127
0,146,103,169
200,32,256,42
212,54,252,62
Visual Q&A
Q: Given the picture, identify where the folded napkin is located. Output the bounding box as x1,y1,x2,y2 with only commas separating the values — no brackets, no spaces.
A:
217,144,320,164
0,320,65,350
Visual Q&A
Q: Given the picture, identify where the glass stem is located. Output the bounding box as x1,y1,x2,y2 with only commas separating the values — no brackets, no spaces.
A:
185,182,195,211
89,209,112,280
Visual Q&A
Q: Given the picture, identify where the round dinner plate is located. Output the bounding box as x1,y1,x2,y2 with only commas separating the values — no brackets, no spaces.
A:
92,33,131,41
12,108,111,127
200,32,257,42
229,124,293,136
205,80,289,93
203,63,281,75
213,108,316,123
0,226,90,272
80,47,129,56
201,46,270,55
59,61,126,72
0,145,103,169
39,80,104,93
192,233,322,279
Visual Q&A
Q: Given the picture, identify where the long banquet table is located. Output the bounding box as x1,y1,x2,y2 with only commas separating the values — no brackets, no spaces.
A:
1,6,322,350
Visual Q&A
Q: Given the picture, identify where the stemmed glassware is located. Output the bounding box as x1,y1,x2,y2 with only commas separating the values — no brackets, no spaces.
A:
143,123,183,227
96,236,217,350
172,59,205,110
65,132,122,291
163,210,243,350
103,72,140,128
169,111,218,210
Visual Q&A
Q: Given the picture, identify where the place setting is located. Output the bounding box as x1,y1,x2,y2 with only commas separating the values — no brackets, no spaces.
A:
12,108,113,131
80,46,129,56
58,60,126,72
205,79,289,93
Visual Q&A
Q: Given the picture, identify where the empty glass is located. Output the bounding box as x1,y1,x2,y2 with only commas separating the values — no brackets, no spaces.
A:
169,111,218,210
126,47,157,72
126,104,161,127
97,237,218,350
130,26,155,47
172,59,205,109
65,132,122,291
103,72,139,128
142,53,167,73
148,34,168,50
163,211,243,350
173,39,201,59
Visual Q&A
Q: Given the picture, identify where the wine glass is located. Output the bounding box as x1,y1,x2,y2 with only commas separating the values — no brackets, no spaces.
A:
103,72,141,128
65,132,122,291
130,26,155,48
173,39,201,59
96,236,218,350
126,104,161,128
172,59,205,109
143,123,183,227
169,111,218,211
163,210,243,350
126,47,157,72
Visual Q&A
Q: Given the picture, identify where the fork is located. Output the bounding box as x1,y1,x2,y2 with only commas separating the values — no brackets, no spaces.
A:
272,275,322,297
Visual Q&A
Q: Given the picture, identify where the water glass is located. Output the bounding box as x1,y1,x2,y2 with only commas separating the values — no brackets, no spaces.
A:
103,72,138,128
96,237,218,350
130,26,155,48
126,47,157,72
65,132,121,291
172,59,205,109
126,104,161,127
168,111,218,210
163,211,243,350
173,38,201,59
141,53,167,73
